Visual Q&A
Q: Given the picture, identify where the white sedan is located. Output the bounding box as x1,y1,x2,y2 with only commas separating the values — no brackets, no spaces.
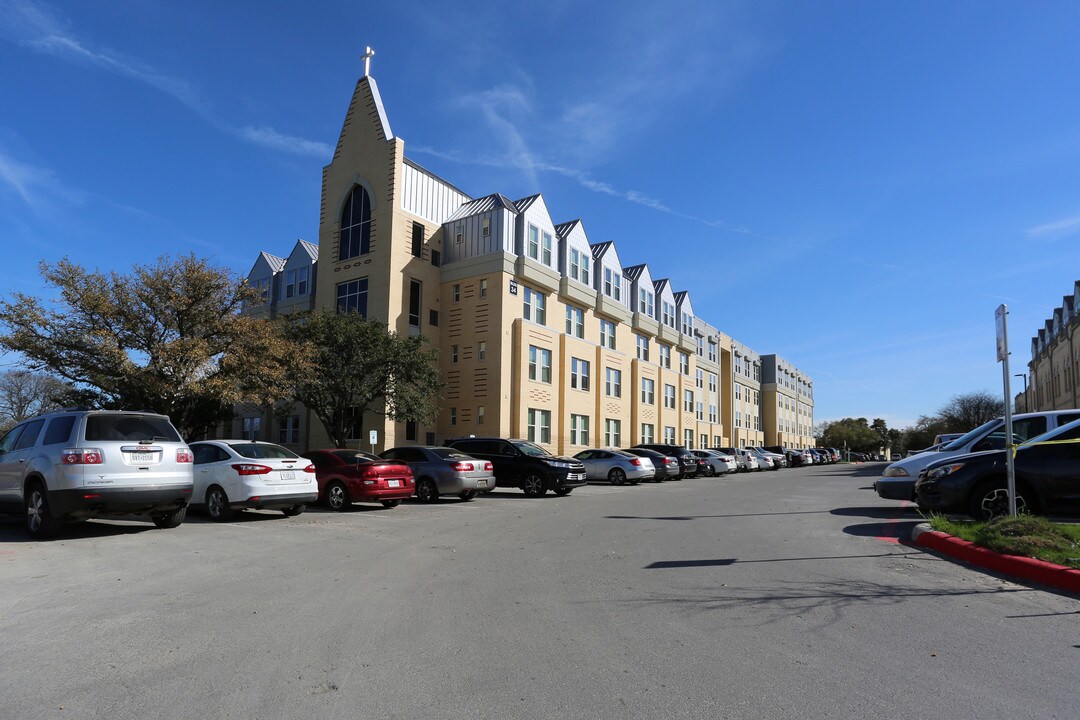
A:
691,450,737,476
189,440,319,521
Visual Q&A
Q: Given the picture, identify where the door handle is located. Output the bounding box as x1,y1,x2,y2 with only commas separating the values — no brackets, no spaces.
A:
18,458,27,463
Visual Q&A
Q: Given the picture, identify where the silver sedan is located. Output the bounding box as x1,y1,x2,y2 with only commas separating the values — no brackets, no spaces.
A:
573,449,655,485
381,446,496,501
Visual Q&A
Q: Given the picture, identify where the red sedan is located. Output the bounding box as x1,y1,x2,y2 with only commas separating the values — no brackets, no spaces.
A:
302,449,414,510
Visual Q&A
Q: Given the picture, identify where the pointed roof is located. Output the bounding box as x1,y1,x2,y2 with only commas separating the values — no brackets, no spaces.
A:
364,76,394,140
446,193,519,222
260,252,286,273
554,219,582,239
297,239,319,262
514,194,542,213
623,263,648,281
590,240,615,260
653,278,672,295
673,290,688,304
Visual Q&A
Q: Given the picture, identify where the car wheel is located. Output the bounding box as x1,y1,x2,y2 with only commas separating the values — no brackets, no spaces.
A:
325,481,349,512
968,481,1035,521
152,506,187,529
522,474,546,497
458,490,477,501
553,488,572,496
381,499,401,509
25,482,63,540
608,468,626,485
704,464,715,477
281,505,305,517
205,486,234,522
416,477,439,503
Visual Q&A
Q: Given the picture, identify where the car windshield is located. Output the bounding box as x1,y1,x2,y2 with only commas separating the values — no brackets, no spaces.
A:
1019,417,1080,447
230,443,298,459
85,414,182,443
432,448,471,460
511,440,551,457
332,450,380,463
940,419,1000,451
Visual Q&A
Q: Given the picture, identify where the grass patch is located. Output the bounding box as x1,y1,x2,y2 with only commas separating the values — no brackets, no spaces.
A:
928,515,1080,569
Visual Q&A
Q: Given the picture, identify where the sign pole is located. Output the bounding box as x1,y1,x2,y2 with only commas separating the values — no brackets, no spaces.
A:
995,304,1017,517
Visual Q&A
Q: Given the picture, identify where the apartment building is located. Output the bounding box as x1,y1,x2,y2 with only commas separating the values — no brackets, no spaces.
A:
237,64,814,454
1015,280,1080,413
761,354,816,449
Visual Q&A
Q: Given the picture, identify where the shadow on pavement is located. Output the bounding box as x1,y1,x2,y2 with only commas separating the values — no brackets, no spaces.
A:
842,520,921,542
830,505,923,520
606,509,833,521
0,515,156,543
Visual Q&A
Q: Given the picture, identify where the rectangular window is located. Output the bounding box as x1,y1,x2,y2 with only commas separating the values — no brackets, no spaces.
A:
242,416,261,441
700,433,708,450
570,414,590,446
528,345,552,384
278,415,299,444
696,369,704,389
641,423,654,444
451,344,459,363
452,284,460,303
528,224,540,260
408,280,422,327
696,336,704,357
639,289,653,316
406,420,417,441
527,408,551,444
714,435,722,448
679,352,689,375
431,249,441,267
479,279,488,299
411,222,424,258
336,278,369,316
682,312,693,335
641,377,655,404
659,344,671,369
482,217,491,237
708,373,717,393
684,390,694,413
709,405,717,423
581,255,590,285
696,401,704,420
664,384,676,409
477,406,485,425
429,309,439,326
570,248,582,282
605,419,621,448
664,426,676,444
684,429,693,449
571,358,590,391
450,407,457,426
636,335,649,361
600,319,615,350
523,287,546,325
284,269,296,299
566,306,584,338
297,266,309,296
478,341,486,361
542,231,553,265
736,384,742,401
612,273,621,301
605,368,622,398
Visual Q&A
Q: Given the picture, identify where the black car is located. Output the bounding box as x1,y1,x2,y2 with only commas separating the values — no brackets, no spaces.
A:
622,447,676,481
915,418,1080,520
444,437,587,497
632,443,698,478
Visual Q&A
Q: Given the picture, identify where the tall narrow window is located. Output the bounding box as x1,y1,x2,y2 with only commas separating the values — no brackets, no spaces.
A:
482,217,491,237
297,266,309,296
479,279,488,299
542,231,553,265
408,280,422,327
570,415,590,445
527,408,551,444
571,358,590,391
411,222,424,258
528,225,540,260
339,186,372,260
600,319,615,350
605,419,621,448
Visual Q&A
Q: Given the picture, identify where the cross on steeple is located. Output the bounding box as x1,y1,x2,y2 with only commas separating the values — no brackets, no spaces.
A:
362,46,375,77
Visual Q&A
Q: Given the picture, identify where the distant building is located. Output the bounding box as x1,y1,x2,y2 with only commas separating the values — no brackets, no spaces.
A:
1017,281,1080,412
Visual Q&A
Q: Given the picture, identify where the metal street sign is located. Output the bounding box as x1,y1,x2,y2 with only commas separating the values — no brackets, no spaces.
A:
369,430,377,445
995,304,1017,517
995,304,1008,362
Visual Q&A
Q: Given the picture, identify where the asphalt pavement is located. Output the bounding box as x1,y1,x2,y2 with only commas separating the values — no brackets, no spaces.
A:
1,463,1077,720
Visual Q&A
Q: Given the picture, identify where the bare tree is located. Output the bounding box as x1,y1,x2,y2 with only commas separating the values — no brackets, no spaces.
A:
937,391,1005,432
0,369,65,432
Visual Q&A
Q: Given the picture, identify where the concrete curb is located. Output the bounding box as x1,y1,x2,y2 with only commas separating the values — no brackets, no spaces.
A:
911,522,1080,594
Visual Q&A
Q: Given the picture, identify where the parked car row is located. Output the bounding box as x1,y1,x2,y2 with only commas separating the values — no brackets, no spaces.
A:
874,409,1080,520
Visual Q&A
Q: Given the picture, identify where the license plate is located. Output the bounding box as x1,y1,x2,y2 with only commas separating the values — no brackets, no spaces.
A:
130,452,154,463
280,470,295,481
476,480,487,488
387,479,401,488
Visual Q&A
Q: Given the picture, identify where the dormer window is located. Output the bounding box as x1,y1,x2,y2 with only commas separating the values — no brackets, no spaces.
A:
603,268,622,300
528,225,540,261
542,231,553,265
570,248,591,285
482,218,491,237
639,289,654,316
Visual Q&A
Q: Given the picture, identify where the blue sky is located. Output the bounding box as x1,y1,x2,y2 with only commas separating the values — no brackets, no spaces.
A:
2,0,1080,429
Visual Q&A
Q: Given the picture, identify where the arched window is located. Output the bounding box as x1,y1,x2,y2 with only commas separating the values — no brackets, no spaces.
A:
339,186,371,260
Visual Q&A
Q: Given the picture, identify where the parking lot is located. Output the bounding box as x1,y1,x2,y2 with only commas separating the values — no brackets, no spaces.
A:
2,463,1077,720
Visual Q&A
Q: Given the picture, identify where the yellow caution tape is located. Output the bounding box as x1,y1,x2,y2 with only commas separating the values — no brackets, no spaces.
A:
1010,437,1080,458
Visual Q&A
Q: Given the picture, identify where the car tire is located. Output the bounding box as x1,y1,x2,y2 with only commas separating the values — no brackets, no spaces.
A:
25,481,63,540
381,499,401,509
608,468,626,485
553,487,573,496
205,486,234,522
968,480,1036,521
416,478,439,503
152,506,187,529
703,464,715,477
458,490,477,501
325,481,349,512
281,505,305,517
522,474,546,497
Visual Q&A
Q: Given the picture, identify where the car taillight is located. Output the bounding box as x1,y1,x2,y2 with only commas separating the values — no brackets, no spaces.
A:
484,462,493,471
452,462,474,472
302,464,316,473
176,449,193,463
666,458,676,465
629,458,641,466
361,466,380,479
232,463,272,476
62,448,104,464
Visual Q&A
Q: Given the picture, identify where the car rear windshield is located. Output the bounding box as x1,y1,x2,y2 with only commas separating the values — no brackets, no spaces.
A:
331,450,380,463
229,443,298,459
431,448,472,460
85,414,182,443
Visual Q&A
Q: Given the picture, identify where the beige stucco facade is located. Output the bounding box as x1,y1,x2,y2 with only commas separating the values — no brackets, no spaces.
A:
1017,282,1080,414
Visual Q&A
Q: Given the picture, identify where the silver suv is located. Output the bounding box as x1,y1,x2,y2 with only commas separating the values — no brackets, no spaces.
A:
0,410,195,539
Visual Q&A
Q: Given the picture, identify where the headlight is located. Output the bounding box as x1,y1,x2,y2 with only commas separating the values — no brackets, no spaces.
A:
928,463,965,479
547,461,571,469
882,467,910,478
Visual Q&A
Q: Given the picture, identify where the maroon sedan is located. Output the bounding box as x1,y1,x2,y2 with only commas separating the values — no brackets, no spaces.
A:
302,449,414,510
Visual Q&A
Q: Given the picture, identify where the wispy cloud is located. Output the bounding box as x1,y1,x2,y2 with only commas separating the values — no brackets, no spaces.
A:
1026,213,1080,241
0,0,328,159
0,146,78,208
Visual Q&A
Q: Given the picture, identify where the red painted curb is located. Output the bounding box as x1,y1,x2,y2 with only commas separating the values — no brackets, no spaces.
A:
914,530,1080,594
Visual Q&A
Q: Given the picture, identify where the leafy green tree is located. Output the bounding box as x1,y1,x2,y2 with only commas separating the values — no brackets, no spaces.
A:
819,417,881,453
0,255,296,439
283,309,443,449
